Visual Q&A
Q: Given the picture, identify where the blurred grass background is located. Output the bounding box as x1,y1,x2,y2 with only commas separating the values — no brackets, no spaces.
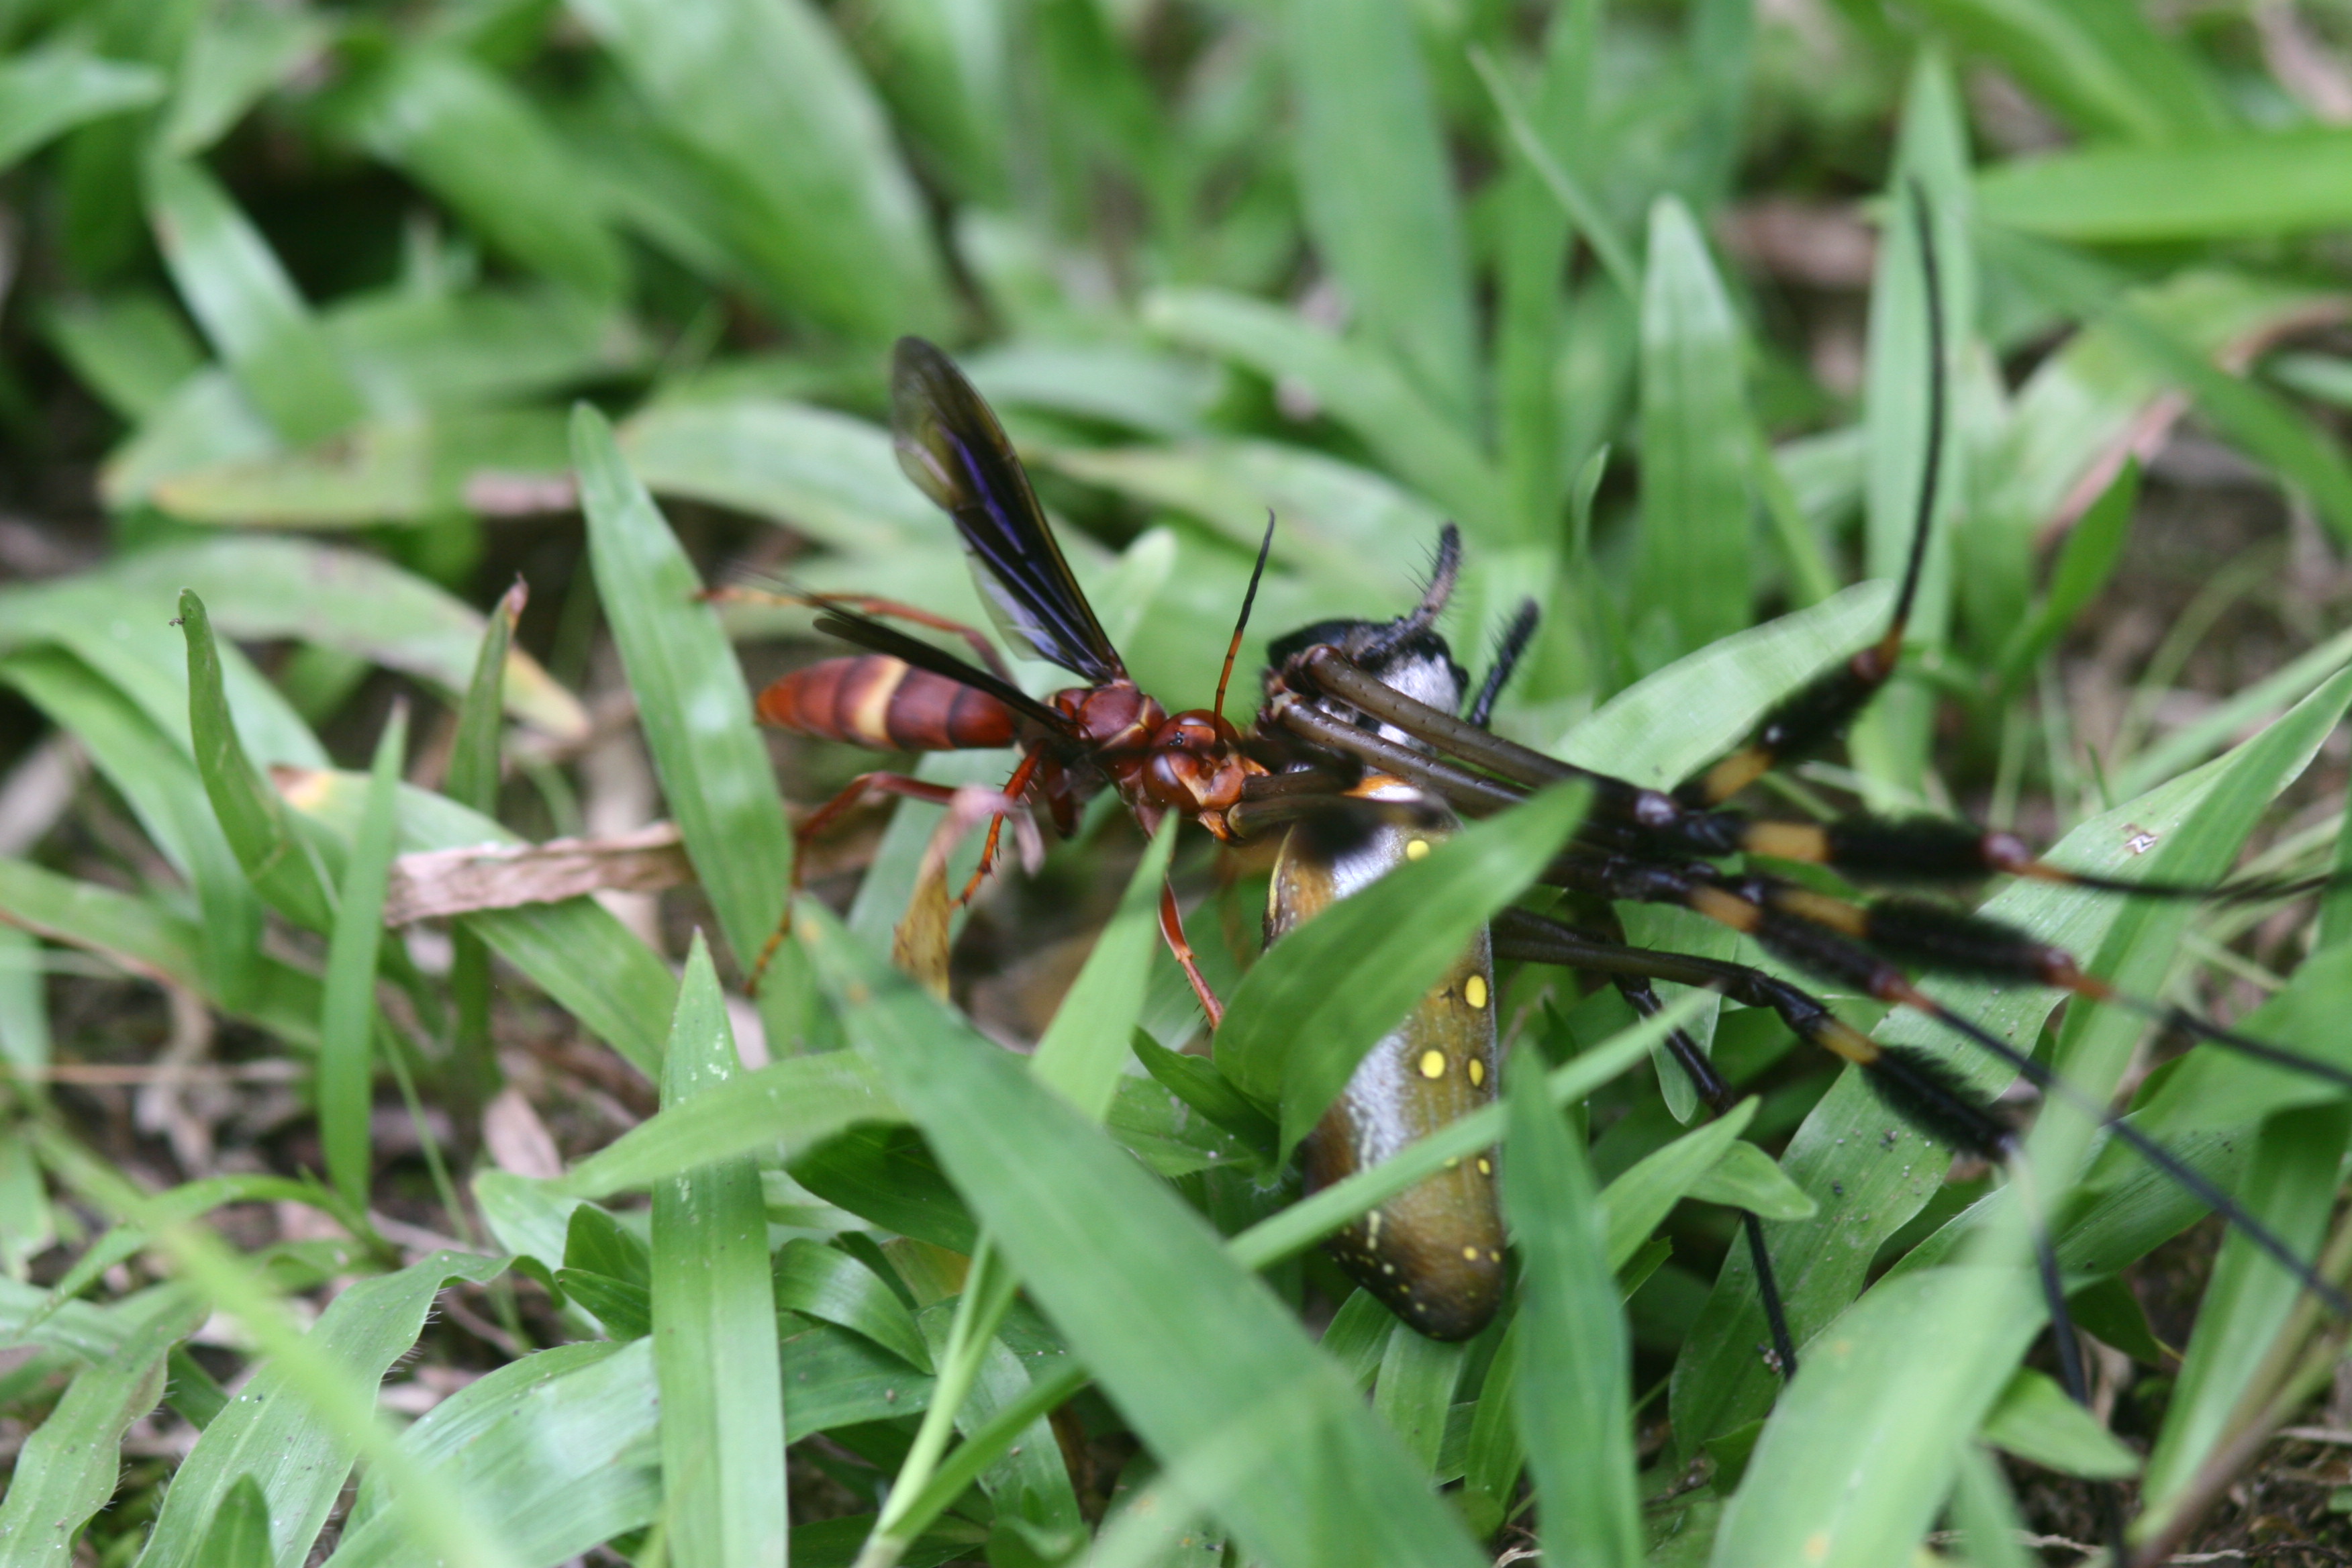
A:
9,0,2352,1563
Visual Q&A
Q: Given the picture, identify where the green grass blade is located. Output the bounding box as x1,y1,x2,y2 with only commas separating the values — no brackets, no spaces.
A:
1979,128,2352,242
1634,195,1751,662
799,905,1489,1568
161,1,324,155
1143,289,1511,542
618,399,944,553
567,0,949,338
1503,1046,1641,1568
1030,819,1177,1122
0,49,162,173
0,1288,203,1568
773,1238,932,1372
1457,1316,1524,1537
551,1052,899,1198
1,646,263,1008
1214,781,1587,1157
1597,1100,1756,1271
573,405,797,1032
194,1476,274,1568
342,47,626,301
319,705,406,1206
1981,1369,2139,1479
1371,1325,1463,1476
142,154,365,445
1283,0,1475,428
177,591,335,932
650,934,788,1568
1907,0,2227,142
445,580,524,1118
1992,458,2136,692
324,1342,658,1568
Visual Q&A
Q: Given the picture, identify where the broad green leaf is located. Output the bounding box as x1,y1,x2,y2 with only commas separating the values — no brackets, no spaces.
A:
963,342,1220,440
621,398,945,554
649,935,787,1568
0,50,162,173
567,0,950,338
1992,458,2136,690
1634,195,1749,660
799,905,1489,1568
0,1288,203,1568
1143,289,1510,541
1283,0,1473,428
1687,1144,1817,1223
319,707,405,1205
1214,782,1587,1156
1,647,262,1006
177,591,334,931
194,1477,273,1568
1504,1049,1641,1568
1980,1369,2139,1479
1907,0,2227,142
1709,1270,2043,1567
280,775,673,1076
161,0,324,155
325,1342,658,1568
1980,128,2352,242
774,1238,932,1372
1597,1101,1755,1271
1371,1325,1463,1477
143,154,365,445
135,1251,513,1568
1560,571,1890,789
574,404,797,1035
1457,1317,1524,1538
1030,818,1176,1121
1672,662,2352,1457
342,48,626,300
43,290,204,421
446,581,524,1114
551,1051,899,1197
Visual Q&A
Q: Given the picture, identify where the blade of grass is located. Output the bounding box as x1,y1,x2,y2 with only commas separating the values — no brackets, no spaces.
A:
1504,1045,1641,1568
319,705,405,1206
1283,0,1474,428
774,1238,932,1373
573,404,798,1038
341,47,626,301
1906,0,2228,142
800,904,1489,1568
177,590,334,931
445,580,524,1122
142,154,366,445
567,0,950,338
0,49,162,173
161,1,324,155
0,1287,204,1568
1,646,263,1010
1030,819,1176,1121
323,1341,658,1568
194,1476,273,1568
40,1132,512,1568
649,934,787,1568
1634,195,1751,663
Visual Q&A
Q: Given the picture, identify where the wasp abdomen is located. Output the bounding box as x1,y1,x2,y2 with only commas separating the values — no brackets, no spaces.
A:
756,656,1018,750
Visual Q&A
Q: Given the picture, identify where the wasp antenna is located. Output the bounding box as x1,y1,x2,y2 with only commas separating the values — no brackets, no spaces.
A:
1216,510,1281,722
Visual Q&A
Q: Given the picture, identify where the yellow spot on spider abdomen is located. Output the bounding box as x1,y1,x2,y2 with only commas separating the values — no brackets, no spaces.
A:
1463,1246,1480,1261
1476,1157,1491,1176
1464,975,1488,1010
1467,1057,1486,1087
1404,838,1430,861
1418,1049,1446,1079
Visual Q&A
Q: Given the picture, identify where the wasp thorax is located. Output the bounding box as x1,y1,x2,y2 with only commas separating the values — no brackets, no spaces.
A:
1060,681,1165,748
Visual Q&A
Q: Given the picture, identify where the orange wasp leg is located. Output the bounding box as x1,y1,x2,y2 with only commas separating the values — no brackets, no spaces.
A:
746,771,965,995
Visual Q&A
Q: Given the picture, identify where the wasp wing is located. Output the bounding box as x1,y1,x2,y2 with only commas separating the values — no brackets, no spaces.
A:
890,337,1126,685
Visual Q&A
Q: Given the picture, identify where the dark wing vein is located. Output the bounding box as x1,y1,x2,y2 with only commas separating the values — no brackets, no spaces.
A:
890,337,1126,685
